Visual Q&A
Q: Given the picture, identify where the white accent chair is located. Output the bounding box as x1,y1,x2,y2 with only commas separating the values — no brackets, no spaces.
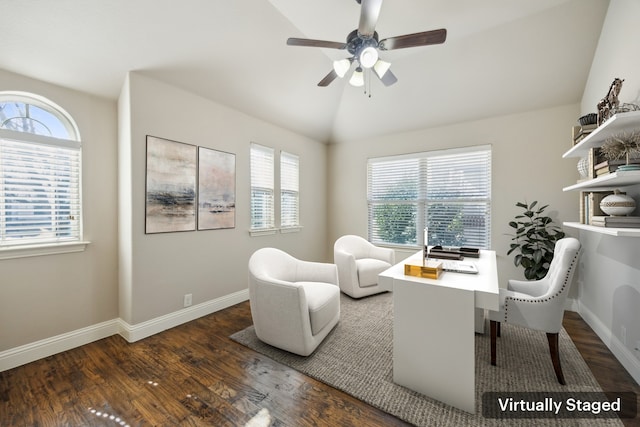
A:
334,235,395,299
489,237,581,384
248,248,340,356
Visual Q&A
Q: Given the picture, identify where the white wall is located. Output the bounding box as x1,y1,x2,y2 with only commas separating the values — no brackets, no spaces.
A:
0,69,119,351
119,72,328,326
577,0,640,384
328,104,581,283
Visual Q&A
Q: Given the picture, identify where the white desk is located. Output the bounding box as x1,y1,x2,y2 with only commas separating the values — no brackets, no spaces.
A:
378,250,499,414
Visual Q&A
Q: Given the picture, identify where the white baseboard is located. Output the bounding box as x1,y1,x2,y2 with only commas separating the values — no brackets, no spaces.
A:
579,303,640,385
118,289,249,342
0,289,249,372
565,297,579,312
0,320,119,372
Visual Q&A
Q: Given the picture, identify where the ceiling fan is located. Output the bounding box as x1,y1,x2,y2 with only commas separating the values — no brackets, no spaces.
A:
286,0,446,88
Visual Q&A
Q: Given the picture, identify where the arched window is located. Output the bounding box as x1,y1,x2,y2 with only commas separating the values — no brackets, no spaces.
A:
0,92,83,250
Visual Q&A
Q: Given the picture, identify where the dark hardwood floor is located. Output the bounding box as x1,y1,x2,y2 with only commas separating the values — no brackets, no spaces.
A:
0,303,637,426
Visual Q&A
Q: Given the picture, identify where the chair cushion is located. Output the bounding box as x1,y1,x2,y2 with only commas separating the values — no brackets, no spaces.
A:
356,258,392,288
298,282,340,336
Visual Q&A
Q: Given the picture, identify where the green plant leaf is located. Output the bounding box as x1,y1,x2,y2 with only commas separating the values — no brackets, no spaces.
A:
507,200,563,280
514,254,522,266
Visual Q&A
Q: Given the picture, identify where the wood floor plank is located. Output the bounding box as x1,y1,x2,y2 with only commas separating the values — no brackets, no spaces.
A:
0,302,636,426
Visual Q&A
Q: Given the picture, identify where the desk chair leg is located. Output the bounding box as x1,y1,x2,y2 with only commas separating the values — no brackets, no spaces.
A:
490,320,497,366
546,332,566,385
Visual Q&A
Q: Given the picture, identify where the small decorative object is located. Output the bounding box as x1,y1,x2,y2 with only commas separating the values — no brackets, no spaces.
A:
599,190,636,216
507,201,565,280
577,156,590,178
597,78,624,126
578,113,597,126
599,130,640,171
404,260,443,279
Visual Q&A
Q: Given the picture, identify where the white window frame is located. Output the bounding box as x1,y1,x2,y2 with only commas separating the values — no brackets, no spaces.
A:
367,145,492,250
0,92,88,259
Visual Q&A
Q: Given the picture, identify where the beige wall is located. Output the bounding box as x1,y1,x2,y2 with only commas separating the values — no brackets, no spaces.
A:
119,72,328,325
0,69,119,351
328,104,581,282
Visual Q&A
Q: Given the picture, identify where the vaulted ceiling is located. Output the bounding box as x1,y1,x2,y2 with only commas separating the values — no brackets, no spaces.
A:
1,0,609,143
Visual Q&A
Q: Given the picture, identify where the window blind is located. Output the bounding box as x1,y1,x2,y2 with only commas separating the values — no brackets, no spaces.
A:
280,151,299,228
250,143,275,230
367,146,491,249
0,137,81,246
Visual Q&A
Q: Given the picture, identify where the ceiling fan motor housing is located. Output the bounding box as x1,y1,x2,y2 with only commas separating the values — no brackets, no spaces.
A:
347,29,379,55
347,29,379,68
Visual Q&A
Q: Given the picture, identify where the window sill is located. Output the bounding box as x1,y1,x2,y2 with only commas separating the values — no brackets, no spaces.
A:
249,228,278,237
249,226,303,237
280,226,302,234
0,241,90,260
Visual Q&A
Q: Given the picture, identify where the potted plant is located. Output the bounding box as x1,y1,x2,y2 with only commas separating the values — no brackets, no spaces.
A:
507,201,565,280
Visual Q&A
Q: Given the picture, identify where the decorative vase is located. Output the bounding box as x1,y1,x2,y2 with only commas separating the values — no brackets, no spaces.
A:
577,156,590,179
599,190,636,216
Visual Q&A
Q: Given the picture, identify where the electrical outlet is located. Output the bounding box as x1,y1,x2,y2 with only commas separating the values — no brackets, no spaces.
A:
621,325,627,346
183,293,193,308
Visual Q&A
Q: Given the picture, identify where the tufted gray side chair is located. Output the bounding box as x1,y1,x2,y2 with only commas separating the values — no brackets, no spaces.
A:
489,237,581,384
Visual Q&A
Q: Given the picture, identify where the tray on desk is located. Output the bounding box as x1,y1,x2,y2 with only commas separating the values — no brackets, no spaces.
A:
428,246,480,260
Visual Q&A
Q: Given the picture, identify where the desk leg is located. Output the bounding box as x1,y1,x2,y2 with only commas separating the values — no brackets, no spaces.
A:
393,280,476,413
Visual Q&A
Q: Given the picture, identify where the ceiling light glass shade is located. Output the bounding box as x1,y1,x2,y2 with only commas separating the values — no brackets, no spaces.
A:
373,59,391,78
359,46,378,69
349,67,364,87
333,59,351,78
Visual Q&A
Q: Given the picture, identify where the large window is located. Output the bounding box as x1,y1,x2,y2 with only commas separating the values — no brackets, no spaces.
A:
280,151,299,229
367,145,491,249
0,92,82,249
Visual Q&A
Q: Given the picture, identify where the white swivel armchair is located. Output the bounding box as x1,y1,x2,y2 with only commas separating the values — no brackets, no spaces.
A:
248,248,340,356
489,237,581,384
334,235,395,299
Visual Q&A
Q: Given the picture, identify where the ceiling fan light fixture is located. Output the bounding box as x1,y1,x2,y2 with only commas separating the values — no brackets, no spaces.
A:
373,59,391,78
359,46,378,68
333,59,351,78
349,67,365,87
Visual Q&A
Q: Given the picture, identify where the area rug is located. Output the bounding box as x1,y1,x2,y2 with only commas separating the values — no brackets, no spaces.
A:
231,293,623,426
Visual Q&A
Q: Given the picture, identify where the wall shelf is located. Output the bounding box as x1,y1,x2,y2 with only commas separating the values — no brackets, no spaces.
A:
563,170,640,192
563,222,640,237
563,110,640,159
563,111,640,233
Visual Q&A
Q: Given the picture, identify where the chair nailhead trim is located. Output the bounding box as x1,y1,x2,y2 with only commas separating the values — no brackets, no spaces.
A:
503,252,579,323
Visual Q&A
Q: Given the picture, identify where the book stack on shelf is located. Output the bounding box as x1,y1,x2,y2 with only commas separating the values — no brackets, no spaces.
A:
572,123,597,145
591,216,640,228
594,158,640,177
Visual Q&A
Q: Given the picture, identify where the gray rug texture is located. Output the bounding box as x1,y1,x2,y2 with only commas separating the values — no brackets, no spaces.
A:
230,292,623,426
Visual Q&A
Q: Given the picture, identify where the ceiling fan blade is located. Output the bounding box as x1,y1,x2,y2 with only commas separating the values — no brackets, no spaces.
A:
379,29,447,51
358,0,383,39
287,38,347,49
318,70,339,87
378,69,397,86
